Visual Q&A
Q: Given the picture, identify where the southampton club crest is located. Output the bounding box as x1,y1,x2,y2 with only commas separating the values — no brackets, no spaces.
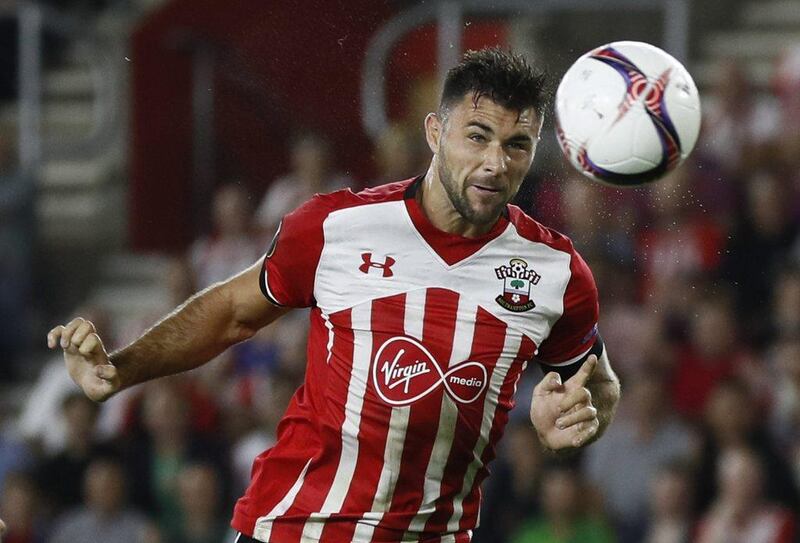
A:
495,258,541,312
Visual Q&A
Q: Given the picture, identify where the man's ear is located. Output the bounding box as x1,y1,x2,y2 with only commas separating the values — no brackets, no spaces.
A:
424,112,442,155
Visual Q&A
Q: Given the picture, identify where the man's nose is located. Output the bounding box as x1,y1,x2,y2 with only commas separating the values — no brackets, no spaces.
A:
483,143,508,175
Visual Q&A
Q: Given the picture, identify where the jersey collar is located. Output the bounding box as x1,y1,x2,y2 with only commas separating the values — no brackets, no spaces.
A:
403,176,510,267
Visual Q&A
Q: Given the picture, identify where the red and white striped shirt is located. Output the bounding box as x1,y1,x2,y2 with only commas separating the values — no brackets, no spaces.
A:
232,178,599,542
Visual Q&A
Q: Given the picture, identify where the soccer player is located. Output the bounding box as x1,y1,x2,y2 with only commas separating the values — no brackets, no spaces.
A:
48,48,620,542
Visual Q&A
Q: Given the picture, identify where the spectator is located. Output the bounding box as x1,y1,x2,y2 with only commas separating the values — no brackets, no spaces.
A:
254,131,351,236
0,14,16,102
670,289,755,419
510,464,616,543
116,256,197,349
168,463,231,543
475,421,545,543
123,380,229,536
0,406,31,498
720,171,799,345
768,334,800,487
372,123,426,185
641,461,695,543
0,471,44,543
557,174,605,256
227,326,285,407
635,167,726,315
696,447,796,543
695,378,799,515
596,266,673,379
552,174,643,273
699,60,780,178
47,458,156,543
36,393,114,515
0,124,33,380
767,266,800,345
585,368,696,541
190,183,261,290
772,43,800,169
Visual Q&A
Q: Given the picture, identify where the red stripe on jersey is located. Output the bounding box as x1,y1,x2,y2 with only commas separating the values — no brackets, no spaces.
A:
422,307,510,534
317,521,362,542
318,293,407,543
376,288,460,533
458,334,537,531
530,243,598,364
260,308,356,543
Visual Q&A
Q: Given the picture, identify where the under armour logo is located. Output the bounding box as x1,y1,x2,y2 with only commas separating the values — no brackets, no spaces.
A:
359,253,395,277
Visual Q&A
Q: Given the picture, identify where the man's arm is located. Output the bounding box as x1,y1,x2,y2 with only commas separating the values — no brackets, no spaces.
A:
530,347,620,453
47,260,288,402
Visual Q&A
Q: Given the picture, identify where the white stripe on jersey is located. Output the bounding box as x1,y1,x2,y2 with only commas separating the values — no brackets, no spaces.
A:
371,406,412,511
261,265,284,307
301,302,373,540
446,330,523,533
322,310,335,365
404,288,426,340
405,296,477,535
252,458,313,542
351,288,426,542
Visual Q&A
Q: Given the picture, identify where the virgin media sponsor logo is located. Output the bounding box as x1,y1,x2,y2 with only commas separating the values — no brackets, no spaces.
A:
372,336,488,406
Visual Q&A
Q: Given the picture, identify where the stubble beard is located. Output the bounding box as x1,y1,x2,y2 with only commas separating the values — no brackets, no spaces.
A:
437,147,508,227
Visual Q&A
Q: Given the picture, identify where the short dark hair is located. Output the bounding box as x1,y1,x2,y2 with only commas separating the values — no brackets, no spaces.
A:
439,47,548,120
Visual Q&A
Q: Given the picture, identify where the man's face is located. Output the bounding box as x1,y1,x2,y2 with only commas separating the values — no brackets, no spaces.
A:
429,93,541,226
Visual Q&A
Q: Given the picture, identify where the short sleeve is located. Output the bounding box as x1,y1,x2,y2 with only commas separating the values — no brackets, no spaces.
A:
259,194,331,308
536,250,600,366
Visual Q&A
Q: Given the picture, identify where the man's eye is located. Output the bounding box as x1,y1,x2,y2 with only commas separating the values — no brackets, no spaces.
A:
469,134,486,143
508,142,528,151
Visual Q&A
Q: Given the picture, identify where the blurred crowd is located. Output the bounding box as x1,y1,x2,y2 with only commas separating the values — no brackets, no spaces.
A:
2,38,800,543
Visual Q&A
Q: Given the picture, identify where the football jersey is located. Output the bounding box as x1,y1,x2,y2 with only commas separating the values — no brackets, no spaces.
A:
231,177,600,542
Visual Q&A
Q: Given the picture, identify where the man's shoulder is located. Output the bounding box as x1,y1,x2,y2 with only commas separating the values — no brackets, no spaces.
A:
506,204,578,256
303,178,412,217
353,178,414,203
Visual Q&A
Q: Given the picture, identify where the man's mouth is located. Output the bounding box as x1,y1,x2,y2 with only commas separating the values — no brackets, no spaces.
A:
471,184,501,194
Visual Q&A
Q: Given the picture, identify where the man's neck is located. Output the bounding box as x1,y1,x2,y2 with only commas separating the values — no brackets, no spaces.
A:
417,165,498,238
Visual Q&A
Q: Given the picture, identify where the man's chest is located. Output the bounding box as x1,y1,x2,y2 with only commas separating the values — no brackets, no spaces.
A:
313,201,574,348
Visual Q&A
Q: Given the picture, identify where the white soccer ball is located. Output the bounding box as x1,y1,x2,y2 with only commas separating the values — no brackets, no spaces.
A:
555,40,701,186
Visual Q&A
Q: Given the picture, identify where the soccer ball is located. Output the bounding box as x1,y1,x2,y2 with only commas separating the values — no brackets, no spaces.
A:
555,41,701,186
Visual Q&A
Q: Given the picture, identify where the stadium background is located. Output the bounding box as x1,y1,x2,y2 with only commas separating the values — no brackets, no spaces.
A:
1,0,800,541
